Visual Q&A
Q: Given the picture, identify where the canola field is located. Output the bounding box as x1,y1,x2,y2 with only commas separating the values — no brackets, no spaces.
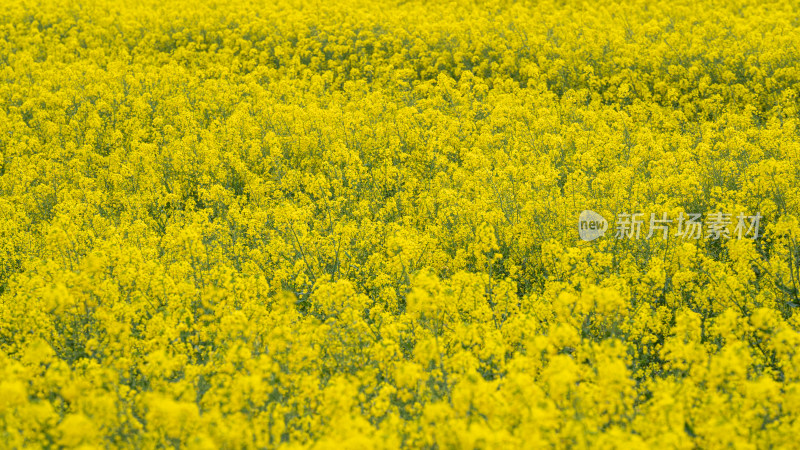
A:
1,0,800,447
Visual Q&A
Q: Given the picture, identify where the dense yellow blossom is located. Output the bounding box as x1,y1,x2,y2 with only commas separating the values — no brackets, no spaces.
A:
1,0,800,447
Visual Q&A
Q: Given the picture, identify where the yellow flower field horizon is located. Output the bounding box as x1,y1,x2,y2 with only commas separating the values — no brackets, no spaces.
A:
1,0,800,447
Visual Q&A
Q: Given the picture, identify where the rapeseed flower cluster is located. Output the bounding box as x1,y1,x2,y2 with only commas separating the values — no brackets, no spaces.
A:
1,0,800,447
